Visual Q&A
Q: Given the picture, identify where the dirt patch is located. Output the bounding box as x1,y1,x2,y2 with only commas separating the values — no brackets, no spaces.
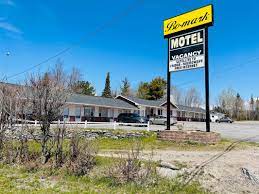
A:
100,147,259,194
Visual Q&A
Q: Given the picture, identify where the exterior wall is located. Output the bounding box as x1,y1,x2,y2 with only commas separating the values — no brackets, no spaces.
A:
161,105,177,117
63,102,206,122
64,104,137,122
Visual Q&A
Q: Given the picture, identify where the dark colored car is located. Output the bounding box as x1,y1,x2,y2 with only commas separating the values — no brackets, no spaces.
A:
218,117,233,123
117,113,148,123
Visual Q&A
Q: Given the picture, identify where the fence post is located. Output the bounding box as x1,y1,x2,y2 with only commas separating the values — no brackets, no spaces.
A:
84,120,88,128
58,119,60,127
34,120,37,127
113,121,116,130
147,121,150,131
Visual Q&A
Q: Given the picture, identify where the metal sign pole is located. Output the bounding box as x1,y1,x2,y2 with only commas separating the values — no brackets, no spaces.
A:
167,38,171,130
204,27,210,132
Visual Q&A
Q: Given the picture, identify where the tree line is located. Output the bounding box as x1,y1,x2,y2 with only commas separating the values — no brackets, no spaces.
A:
214,88,259,121
73,71,203,107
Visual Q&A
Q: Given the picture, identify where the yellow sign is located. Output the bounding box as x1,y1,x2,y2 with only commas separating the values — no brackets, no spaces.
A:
164,5,213,37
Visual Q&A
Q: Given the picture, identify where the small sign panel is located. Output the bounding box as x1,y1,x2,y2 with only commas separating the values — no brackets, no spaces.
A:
169,29,205,72
164,4,213,38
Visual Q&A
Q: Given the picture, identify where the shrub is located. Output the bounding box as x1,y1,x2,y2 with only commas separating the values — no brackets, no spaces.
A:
66,134,98,176
107,142,158,185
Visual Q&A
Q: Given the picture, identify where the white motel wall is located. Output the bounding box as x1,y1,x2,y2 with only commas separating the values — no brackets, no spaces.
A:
62,94,205,122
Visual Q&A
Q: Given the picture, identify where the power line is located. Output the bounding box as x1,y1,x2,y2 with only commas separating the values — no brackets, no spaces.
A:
174,56,259,89
6,0,144,80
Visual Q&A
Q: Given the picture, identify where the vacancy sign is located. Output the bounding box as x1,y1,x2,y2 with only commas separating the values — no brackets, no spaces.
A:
168,29,205,72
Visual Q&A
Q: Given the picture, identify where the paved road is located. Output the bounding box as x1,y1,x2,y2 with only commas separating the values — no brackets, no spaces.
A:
84,121,259,142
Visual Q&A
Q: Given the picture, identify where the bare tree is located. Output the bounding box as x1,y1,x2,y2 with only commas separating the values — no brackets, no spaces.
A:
170,86,183,105
24,63,79,164
217,88,236,117
184,87,202,107
0,82,24,155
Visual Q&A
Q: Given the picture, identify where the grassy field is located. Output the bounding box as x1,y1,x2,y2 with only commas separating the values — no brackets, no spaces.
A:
1,129,258,193
0,156,208,194
94,135,259,152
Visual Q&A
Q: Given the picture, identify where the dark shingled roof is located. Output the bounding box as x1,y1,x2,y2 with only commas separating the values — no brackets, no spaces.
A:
67,94,137,109
116,95,205,113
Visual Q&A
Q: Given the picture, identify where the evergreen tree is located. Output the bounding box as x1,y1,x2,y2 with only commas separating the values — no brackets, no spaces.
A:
234,93,244,120
102,72,112,98
250,95,255,120
73,81,95,96
255,98,259,120
148,77,167,100
120,77,131,96
136,77,167,100
136,82,150,99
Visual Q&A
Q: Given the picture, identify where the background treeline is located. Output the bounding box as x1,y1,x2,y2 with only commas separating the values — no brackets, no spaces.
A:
73,71,203,107
213,88,259,121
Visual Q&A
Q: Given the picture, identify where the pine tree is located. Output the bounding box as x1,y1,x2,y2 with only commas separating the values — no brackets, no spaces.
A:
120,77,131,96
136,82,150,99
255,98,259,120
250,95,255,120
102,72,112,98
73,81,95,96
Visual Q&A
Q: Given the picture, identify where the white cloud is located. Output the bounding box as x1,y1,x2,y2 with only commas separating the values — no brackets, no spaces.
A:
1,0,15,6
0,21,21,34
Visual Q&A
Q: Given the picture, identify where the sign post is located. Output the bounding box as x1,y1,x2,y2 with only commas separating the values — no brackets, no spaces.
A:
163,5,213,132
204,27,210,132
166,39,171,130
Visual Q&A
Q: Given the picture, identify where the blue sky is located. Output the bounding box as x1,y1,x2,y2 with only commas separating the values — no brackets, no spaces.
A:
0,0,259,104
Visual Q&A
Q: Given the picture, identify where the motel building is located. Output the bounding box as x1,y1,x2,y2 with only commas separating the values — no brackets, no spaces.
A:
63,94,206,122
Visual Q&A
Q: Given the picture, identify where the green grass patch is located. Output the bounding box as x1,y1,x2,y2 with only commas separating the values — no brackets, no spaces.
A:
95,135,259,152
0,159,209,194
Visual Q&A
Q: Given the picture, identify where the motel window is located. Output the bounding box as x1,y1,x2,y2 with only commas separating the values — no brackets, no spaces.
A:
63,108,69,120
84,107,94,117
99,107,108,117
63,108,69,116
158,109,163,116
110,109,114,118
134,110,140,115
75,107,81,118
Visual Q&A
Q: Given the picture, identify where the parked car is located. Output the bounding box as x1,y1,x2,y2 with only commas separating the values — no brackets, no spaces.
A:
117,113,148,123
217,116,233,123
149,115,177,126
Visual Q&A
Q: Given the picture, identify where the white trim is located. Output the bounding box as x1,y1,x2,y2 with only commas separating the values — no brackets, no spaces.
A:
159,101,179,109
117,95,172,109
115,95,140,106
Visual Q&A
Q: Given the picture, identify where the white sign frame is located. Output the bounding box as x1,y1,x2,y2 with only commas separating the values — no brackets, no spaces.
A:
169,28,206,72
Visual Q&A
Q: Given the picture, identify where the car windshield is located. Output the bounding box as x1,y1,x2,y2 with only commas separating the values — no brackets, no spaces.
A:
130,113,140,117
